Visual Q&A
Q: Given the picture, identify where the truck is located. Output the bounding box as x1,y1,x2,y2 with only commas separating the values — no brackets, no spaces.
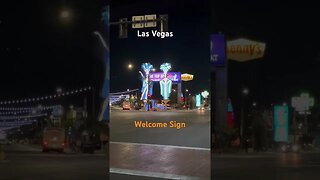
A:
42,127,65,153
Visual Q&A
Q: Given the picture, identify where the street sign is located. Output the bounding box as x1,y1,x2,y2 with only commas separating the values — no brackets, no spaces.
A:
132,16,145,28
145,14,157,27
274,105,289,142
227,38,266,61
149,72,181,83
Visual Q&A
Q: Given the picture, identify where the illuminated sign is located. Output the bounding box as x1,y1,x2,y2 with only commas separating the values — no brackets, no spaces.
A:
291,93,314,112
210,34,226,67
196,94,201,107
227,38,266,61
149,72,181,82
274,105,289,142
181,73,194,81
201,90,209,98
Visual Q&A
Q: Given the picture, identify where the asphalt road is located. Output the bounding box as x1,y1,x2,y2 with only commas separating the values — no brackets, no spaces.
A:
0,144,108,180
110,110,210,148
110,174,172,180
212,152,320,180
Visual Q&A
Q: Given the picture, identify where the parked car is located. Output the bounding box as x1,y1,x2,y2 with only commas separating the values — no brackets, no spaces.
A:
42,127,65,153
122,101,131,110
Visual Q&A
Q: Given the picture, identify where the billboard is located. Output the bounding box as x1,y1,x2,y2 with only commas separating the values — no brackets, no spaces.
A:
149,72,181,83
227,38,266,61
210,34,226,67
274,105,289,142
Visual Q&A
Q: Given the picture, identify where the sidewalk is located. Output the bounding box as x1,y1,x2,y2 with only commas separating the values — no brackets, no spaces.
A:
110,142,210,180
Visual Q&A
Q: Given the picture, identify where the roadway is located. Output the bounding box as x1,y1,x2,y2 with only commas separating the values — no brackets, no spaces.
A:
110,109,210,148
109,109,211,179
0,143,108,180
212,151,320,180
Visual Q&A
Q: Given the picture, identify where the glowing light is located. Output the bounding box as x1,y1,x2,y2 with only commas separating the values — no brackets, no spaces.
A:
242,88,249,95
60,10,71,19
160,63,172,74
141,63,153,74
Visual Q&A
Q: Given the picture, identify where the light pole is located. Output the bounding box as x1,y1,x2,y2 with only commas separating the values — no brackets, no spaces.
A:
56,87,64,127
240,88,249,146
185,89,189,107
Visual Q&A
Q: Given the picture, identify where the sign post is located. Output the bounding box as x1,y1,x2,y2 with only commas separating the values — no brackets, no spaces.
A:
211,34,227,149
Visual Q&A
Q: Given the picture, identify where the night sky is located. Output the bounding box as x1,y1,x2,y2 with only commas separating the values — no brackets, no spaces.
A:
0,0,107,106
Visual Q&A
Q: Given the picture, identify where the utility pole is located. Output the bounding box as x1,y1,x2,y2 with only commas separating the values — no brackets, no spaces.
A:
92,87,95,123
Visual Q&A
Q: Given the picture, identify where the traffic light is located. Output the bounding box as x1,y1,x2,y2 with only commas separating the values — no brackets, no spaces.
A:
159,14,168,32
119,18,128,38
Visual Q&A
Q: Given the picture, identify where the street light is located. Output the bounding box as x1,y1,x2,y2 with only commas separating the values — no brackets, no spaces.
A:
186,89,189,92
152,68,156,72
128,63,133,70
61,10,70,19
242,88,249,95
253,102,257,107
56,87,63,94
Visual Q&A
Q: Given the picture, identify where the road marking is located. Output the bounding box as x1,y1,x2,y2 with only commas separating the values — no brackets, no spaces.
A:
110,168,201,180
110,141,210,151
212,154,275,159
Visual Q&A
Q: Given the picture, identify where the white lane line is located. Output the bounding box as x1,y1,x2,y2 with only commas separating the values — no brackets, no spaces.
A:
110,141,210,151
110,168,201,180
